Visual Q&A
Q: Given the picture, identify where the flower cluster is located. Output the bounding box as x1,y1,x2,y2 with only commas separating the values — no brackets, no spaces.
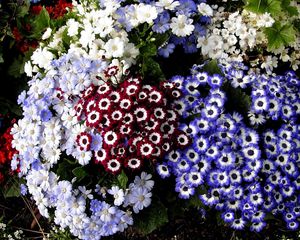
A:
10,47,159,238
157,60,300,231
25,169,154,239
115,0,213,57
24,0,215,76
0,222,24,240
31,0,72,19
75,73,189,174
0,118,18,183
198,8,274,60
199,6,300,71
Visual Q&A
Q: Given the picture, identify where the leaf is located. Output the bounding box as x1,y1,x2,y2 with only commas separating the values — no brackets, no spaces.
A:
142,57,165,81
202,59,223,75
72,167,88,182
281,0,299,16
264,22,296,50
2,178,21,198
140,43,157,57
8,56,25,78
245,0,282,15
30,7,50,39
57,161,72,180
16,0,30,18
0,53,3,63
117,170,128,189
134,197,168,235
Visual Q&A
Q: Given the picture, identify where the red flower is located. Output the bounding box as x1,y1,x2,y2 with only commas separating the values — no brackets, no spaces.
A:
45,0,73,19
104,158,122,174
76,132,92,151
31,6,43,15
125,157,142,170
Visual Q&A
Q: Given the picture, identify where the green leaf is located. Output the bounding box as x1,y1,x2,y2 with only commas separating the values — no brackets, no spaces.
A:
140,43,157,57
245,0,282,15
142,57,164,81
2,178,21,198
117,170,128,189
8,56,25,78
16,0,30,18
281,0,299,16
264,22,296,50
134,197,168,235
57,161,72,180
202,59,223,75
0,53,3,63
72,167,88,182
30,7,50,38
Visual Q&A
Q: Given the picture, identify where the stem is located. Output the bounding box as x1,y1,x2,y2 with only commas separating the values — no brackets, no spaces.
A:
21,196,46,239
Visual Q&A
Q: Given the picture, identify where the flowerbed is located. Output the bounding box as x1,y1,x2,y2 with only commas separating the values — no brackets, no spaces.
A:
0,0,300,239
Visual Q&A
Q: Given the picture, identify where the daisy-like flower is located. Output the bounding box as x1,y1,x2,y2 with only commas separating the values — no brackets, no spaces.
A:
231,218,245,230
134,107,149,122
170,15,195,37
126,157,142,170
94,149,109,163
176,132,190,148
252,96,269,113
249,192,263,206
202,104,221,120
149,90,163,104
222,211,235,223
86,110,101,127
186,171,203,187
138,142,154,158
107,186,125,206
119,98,132,110
105,158,121,174
196,118,210,133
97,83,111,96
125,84,139,97
148,131,162,145
98,98,111,111
208,74,223,88
177,184,195,199
217,152,235,169
133,172,154,191
153,107,166,120
130,188,152,214
156,164,170,178
111,110,123,122
250,222,266,232
103,131,119,146
76,132,92,151
242,145,260,161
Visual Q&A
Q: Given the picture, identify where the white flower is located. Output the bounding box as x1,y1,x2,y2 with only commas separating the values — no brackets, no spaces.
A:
198,3,213,16
42,28,52,40
132,172,154,191
170,15,195,37
67,19,80,37
156,0,180,10
79,23,95,48
136,4,158,24
257,12,275,28
108,186,125,206
103,37,125,58
129,188,152,214
31,47,54,69
24,61,33,77
73,148,92,165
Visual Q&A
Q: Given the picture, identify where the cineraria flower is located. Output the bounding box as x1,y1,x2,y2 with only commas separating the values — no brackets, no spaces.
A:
158,60,300,233
170,15,195,37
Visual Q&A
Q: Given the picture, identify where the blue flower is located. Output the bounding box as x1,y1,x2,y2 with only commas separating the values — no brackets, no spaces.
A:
152,11,170,33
